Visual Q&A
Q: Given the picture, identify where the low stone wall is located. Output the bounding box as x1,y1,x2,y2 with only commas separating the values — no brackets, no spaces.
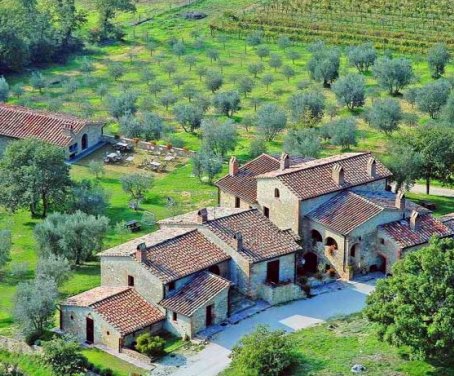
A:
0,336,38,354
258,282,306,305
102,136,195,158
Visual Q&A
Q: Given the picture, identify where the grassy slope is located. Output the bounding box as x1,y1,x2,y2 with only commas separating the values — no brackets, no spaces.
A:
223,315,448,376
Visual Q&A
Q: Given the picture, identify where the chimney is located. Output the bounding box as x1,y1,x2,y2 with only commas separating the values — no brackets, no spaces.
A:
332,164,345,186
409,210,421,231
229,157,239,176
234,232,243,251
135,242,147,263
197,208,208,224
280,152,290,170
367,157,377,178
395,191,405,210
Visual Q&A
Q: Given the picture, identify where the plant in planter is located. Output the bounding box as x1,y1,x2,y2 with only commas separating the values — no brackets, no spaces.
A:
136,333,165,358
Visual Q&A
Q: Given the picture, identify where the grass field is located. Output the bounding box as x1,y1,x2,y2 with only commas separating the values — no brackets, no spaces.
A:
222,314,451,376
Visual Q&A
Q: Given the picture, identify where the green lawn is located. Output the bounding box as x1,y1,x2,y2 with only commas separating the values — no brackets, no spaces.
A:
223,314,450,376
82,347,146,376
406,193,454,217
0,351,52,376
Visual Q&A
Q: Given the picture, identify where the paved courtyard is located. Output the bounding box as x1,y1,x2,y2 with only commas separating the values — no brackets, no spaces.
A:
154,279,376,376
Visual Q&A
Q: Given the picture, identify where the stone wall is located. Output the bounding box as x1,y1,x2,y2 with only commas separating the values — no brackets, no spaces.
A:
256,178,300,233
100,256,164,307
68,123,104,157
219,190,255,209
258,282,305,305
250,253,296,300
123,322,164,348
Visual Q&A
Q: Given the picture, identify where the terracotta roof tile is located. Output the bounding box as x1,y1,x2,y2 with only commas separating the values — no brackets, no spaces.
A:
215,154,312,204
159,207,248,226
0,104,101,147
308,192,384,235
206,209,301,263
160,272,231,316
63,287,165,336
91,289,165,335
139,230,230,283
380,215,454,249
260,153,392,200
441,213,454,231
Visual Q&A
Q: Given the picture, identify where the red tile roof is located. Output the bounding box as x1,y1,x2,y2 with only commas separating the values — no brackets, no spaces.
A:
63,287,165,336
441,213,454,231
215,154,312,204
160,272,231,316
380,215,454,249
259,153,392,200
206,209,301,263
308,192,384,235
138,230,231,283
0,104,101,147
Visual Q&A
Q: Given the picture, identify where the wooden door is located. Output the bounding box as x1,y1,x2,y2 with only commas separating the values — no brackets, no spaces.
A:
86,317,94,344
267,259,280,284
206,305,214,327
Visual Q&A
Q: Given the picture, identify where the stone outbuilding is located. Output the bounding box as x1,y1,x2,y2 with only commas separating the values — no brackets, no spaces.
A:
60,287,165,350
0,103,104,160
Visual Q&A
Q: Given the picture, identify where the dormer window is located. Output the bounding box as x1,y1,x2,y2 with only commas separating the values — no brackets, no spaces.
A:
274,188,280,198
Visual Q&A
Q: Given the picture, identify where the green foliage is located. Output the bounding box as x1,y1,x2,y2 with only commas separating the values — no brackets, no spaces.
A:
307,41,340,87
30,72,46,94
249,138,267,158
0,230,11,269
256,103,287,141
287,90,325,126
366,238,454,363
284,128,321,158
332,73,365,110
441,91,454,124
201,119,238,158
427,43,451,79
205,71,223,93
14,277,58,336
366,98,402,135
327,117,358,150
36,254,72,286
230,325,297,376
106,91,138,119
34,211,109,265
107,62,125,81
88,160,105,179
385,143,423,191
0,139,71,217
346,43,377,73
93,0,135,43
120,172,154,206
42,336,87,376
173,103,204,133
372,57,414,95
68,179,110,216
237,76,255,97
213,91,241,117
135,333,165,358
415,79,452,119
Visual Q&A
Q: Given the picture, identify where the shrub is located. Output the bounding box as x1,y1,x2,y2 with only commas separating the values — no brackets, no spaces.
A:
135,333,165,358
42,336,87,376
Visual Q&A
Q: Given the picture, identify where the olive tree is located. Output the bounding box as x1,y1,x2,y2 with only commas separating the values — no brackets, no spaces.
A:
415,79,452,119
346,43,377,73
121,173,154,208
256,103,287,141
372,57,414,95
307,41,340,88
201,119,238,158
287,90,325,126
428,43,451,79
0,230,11,270
327,117,358,150
332,73,366,110
213,91,241,117
365,98,402,135
0,76,9,102
191,149,223,184
173,103,204,133
284,128,321,158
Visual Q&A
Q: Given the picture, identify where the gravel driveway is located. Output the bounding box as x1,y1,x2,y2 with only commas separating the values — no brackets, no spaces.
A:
155,279,376,376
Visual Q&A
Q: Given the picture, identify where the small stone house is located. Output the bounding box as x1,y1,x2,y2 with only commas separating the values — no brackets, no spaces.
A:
0,104,104,159
216,152,454,279
61,207,303,349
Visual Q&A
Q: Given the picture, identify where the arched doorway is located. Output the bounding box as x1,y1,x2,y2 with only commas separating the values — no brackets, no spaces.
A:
208,264,220,275
311,229,323,245
325,237,338,249
81,134,88,150
370,255,386,273
302,252,318,274
350,243,359,259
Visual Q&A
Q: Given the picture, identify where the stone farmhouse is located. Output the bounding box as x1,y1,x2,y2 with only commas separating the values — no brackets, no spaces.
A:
216,152,454,279
60,208,302,350
0,104,104,160
60,151,454,351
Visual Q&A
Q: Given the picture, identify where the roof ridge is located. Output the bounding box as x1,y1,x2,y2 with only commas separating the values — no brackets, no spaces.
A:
89,287,131,307
144,228,199,251
349,191,385,212
270,152,369,178
0,103,90,124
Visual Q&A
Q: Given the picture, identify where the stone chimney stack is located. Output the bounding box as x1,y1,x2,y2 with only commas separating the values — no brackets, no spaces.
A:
395,191,405,210
197,208,208,224
332,164,345,186
280,153,290,171
135,242,147,263
229,157,239,177
367,157,377,178
410,210,420,231
234,232,243,251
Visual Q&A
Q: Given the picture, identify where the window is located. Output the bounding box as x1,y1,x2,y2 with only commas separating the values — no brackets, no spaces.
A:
274,188,280,198
380,238,385,245
311,230,323,244
235,197,241,208
128,275,135,287
266,259,280,284
168,281,175,291
172,312,178,321
325,237,338,250
70,315,74,320
264,206,270,218
107,331,110,335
